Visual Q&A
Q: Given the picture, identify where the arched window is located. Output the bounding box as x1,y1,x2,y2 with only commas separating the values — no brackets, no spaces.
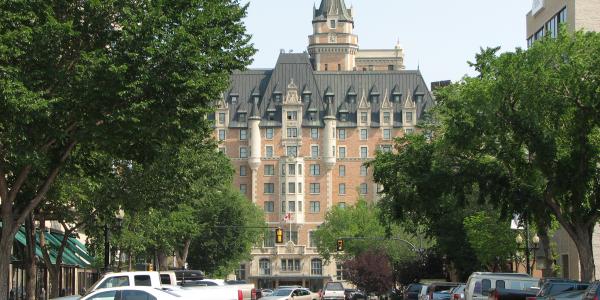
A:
311,258,323,275
259,259,271,275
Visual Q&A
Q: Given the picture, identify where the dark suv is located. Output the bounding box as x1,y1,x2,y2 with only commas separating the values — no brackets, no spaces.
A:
404,284,425,300
582,281,600,300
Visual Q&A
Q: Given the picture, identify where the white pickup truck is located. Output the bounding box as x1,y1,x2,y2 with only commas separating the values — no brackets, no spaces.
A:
53,271,256,300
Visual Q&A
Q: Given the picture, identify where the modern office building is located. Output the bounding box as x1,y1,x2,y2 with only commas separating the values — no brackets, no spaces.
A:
526,0,600,46
213,0,433,290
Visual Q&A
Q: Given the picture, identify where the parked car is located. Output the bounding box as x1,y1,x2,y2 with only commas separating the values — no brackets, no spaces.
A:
427,282,463,300
581,281,600,300
260,288,317,300
345,289,367,300
465,272,538,300
322,282,346,300
547,290,587,300
451,285,467,300
535,282,589,300
405,284,425,300
261,289,274,297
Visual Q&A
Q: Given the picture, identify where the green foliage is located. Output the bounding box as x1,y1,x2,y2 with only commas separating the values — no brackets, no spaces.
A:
463,211,517,270
313,200,426,265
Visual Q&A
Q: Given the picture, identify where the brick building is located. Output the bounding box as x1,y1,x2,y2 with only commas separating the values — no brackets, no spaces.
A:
212,0,433,290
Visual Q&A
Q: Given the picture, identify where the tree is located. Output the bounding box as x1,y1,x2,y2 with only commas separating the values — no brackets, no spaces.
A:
344,248,394,296
463,211,517,271
0,0,255,292
435,29,600,280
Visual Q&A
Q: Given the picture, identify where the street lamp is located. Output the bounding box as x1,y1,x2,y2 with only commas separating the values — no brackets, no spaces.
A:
515,232,540,275
104,209,125,273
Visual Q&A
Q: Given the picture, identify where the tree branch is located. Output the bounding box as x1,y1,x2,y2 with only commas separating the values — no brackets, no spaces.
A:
0,159,9,217
13,140,78,235
8,165,32,204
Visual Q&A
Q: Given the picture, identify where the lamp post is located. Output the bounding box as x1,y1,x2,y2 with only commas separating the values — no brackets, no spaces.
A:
104,209,125,273
515,224,540,275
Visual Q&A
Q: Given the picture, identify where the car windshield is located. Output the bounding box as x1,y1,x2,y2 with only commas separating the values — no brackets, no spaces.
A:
327,283,344,291
273,289,293,296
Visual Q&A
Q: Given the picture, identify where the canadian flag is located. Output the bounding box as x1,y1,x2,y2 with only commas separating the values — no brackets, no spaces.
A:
283,212,292,222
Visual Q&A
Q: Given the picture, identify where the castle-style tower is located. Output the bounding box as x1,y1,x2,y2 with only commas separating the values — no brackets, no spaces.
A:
308,0,358,71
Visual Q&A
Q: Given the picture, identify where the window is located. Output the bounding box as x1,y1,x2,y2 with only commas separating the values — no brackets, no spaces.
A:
98,276,129,289
298,183,302,194
338,146,346,158
266,128,274,139
88,291,118,300
360,183,368,195
287,127,298,138
235,264,246,281
218,129,226,141
288,182,296,194
264,201,274,212
311,259,323,275
311,128,319,139
336,263,346,280
265,146,274,158
259,259,271,275
298,164,303,175
310,183,320,194
381,145,392,153
240,184,247,194
496,280,506,289
230,95,238,103
348,95,356,103
310,201,320,213
218,113,226,125
310,164,320,176
330,20,336,28
264,183,274,194
287,146,297,157
218,147,225,154
288,164,296,175
281,164,286,175
360,165,368,176
267,112,276,121
281,258,301,271
339,165,346,176
405,128,414,134
281,183,286,195
239,113,247,122
383,112,391,124
264,165,274,176
383,128,391,140
388,65,395,71
288,200,296,212
240,129,248,140
338,202,346,209
287,111,298,121
360,146,368,158
361,112,368,123
393,95,401,102
339,183,346,195
274,94,281,102
360,129,368,140
338,129,346,140
405,112,413,124
309,231,317,248
340,112,348,122
324,64,328,71
284,231,299,244
239,165,247,176
311,145,319,158
240,147,248,158
371,95,379,103
482,280,491,295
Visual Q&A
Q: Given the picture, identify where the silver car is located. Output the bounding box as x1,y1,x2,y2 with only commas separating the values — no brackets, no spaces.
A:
260,288,318,300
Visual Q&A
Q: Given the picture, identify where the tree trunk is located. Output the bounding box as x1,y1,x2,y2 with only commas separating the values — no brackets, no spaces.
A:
157,250,169,271
128,250,133,271
24,214,37,300
0,221,16,299
47,267,60,299
538,228,555,278
176,240,191,268
573,228,595,281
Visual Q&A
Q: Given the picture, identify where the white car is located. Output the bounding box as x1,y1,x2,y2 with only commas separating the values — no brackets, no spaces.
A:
78,286,181,300
261,288,318,300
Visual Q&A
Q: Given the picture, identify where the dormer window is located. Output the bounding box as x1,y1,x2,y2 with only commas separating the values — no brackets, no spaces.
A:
309,112,317,121
287,111,298,121
360,112,368,124
267,112,276,121
330,20,336,29
383,112,391,124
274,94,282,102
239,113,247,122
347,95,356,103
393,95,401,102
340,112,348,122
415,95,423,103
303,94,311,102
230,95,238,103
370,95,379,103
253,95,260,103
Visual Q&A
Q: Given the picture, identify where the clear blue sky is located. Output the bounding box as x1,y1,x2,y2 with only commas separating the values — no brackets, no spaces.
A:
242,0,533,85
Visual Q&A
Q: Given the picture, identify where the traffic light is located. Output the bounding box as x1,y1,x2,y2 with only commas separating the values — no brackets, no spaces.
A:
336,239,344,252
275,227,284,243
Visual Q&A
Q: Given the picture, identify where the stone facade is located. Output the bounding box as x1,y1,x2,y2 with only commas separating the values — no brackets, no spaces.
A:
213,0,432,290
526,0,600,45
